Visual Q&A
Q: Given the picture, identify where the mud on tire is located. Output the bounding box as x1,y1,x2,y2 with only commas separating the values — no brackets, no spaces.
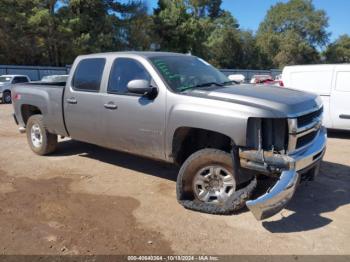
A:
26,114,58,155
176,149,257,214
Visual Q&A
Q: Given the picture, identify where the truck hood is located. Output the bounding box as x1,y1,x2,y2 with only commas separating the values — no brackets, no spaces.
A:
187,84,322,117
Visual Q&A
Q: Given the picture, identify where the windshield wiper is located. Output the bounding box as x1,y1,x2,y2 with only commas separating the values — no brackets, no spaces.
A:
179,82,224,92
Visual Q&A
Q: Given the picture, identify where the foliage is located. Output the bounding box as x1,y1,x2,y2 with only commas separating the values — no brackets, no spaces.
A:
324,35,350,63
204,12,241,68
256,0,329,68
0,0,150,66
0,0,344,69
152,0,192,53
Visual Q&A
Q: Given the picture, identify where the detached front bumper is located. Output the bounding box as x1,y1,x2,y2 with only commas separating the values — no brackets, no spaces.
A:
240,127,327,220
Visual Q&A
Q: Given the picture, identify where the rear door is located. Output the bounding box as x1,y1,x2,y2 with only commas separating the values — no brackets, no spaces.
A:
100,56,166,159
331,66,350,130
63,57,107,145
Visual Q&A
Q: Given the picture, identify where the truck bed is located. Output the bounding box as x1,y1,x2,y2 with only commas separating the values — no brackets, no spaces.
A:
12,82,68,137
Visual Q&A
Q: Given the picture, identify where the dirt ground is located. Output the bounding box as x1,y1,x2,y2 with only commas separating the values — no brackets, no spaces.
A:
0,104,349,255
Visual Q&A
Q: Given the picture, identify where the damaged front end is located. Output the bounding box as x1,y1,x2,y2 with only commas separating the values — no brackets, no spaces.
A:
240,109,326,220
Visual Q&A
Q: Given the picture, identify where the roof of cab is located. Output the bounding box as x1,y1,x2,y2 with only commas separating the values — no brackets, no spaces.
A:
77,51,192,59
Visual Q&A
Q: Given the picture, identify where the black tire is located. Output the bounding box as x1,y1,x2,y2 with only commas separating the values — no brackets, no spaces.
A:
176,149,256,215
26,115,57,155
3,91,11,104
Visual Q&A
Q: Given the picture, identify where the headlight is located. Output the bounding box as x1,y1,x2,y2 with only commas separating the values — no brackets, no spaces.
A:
246,118,288,153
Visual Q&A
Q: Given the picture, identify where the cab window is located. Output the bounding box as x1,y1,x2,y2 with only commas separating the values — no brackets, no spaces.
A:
108,58,150,94
72,58,105,92
12,77,29,84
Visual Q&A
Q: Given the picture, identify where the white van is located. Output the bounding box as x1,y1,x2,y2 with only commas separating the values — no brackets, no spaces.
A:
282,64,350,130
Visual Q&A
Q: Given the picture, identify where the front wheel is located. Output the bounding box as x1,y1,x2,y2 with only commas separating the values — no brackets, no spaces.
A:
26,115,58,155
3,91,11,104
176,149,256,214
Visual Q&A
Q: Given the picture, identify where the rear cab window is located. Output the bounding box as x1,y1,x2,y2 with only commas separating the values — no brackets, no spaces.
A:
72,58,106,92
12,77,29,84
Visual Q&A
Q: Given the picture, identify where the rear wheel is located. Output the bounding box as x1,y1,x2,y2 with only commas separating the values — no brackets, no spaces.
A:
177,149,256,214
3,91,11,104
26,115,57,155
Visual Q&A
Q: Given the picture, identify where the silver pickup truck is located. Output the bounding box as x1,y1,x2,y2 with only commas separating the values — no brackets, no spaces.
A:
12,52,327,220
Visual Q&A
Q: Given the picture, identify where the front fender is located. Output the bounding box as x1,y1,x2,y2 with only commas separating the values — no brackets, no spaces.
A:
165,101,249,161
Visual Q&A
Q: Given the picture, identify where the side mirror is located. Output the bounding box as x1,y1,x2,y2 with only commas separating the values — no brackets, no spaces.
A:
127,80,152,94
127,79,157,98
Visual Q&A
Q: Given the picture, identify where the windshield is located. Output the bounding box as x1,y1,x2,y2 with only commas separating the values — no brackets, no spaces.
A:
0,76,11,83
149,56,230,92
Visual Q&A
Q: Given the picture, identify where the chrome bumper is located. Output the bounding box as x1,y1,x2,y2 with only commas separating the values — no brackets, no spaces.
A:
244,127,327,220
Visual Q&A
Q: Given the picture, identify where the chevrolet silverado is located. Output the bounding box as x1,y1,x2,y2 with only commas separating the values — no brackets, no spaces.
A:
12,52,327,220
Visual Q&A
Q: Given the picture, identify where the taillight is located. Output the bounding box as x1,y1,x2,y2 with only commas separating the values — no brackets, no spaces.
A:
279,81,284,87
12,92,21,100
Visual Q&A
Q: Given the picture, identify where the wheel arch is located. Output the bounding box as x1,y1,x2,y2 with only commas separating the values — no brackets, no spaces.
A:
171,126,234,165
21,104,43,126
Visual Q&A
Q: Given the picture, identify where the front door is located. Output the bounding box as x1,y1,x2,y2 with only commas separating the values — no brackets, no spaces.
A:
101,57,166,159
331,67,350,130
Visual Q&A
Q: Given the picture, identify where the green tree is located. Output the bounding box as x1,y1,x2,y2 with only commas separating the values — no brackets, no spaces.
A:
186,0,223,18
0,0,152,66
204,12,242,68
324,35,350,63
2,0,332,70
239,30,269,69
152,0,191,53
0,0,47,65
256,0,329,68
65,0,122,56
152,0,228,58
207,0,223,19
121,2,153,51
63,0,151,63
27,0,70,66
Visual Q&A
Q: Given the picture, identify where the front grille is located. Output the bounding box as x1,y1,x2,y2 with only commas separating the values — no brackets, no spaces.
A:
297,107,323,128
296,131,318,149
288,107,323,152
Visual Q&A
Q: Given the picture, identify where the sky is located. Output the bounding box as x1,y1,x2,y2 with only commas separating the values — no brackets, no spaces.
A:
145,0,350,42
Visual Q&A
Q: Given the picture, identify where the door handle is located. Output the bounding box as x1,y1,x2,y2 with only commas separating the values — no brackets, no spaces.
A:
104,102,118,110
66,98,77,104
339,114,350,119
